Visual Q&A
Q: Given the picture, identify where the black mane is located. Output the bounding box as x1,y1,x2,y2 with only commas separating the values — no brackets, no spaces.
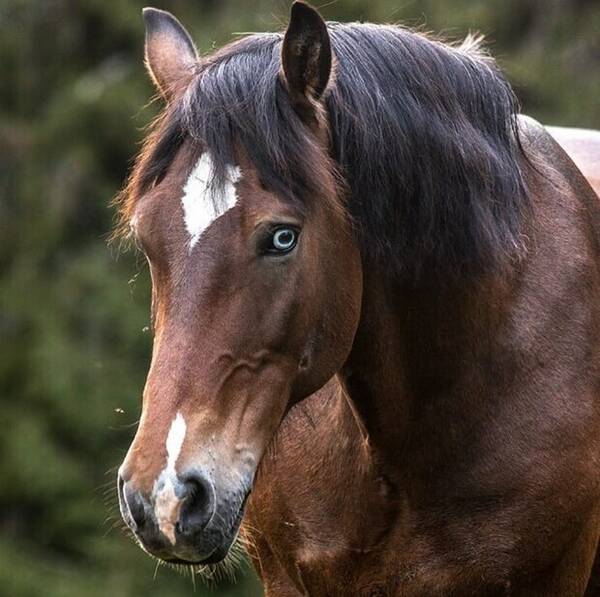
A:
137,22,529,279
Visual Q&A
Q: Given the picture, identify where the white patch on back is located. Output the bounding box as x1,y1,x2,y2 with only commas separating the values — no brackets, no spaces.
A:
181,152,242,250
153,412,187,545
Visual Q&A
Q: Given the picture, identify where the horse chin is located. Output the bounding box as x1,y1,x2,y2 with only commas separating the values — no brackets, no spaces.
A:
166,527,239,565
140,525,236,566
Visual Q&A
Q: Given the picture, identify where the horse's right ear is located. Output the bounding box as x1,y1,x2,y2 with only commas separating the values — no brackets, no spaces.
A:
281,1,332,121
142,7,199,101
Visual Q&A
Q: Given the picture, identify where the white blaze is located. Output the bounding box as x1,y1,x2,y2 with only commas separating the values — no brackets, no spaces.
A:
154,412,187,545
181,152,242,249
165,412,186,472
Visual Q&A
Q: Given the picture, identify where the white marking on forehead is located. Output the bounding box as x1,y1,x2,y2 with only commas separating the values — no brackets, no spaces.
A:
181,152,242,250
153,412,187,545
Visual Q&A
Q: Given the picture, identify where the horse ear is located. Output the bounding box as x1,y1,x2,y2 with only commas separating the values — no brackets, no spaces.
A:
142,7,199,101
281,1,332,116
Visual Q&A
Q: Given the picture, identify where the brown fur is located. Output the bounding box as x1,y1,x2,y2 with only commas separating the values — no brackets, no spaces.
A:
243,121,600,595
116,3,600,594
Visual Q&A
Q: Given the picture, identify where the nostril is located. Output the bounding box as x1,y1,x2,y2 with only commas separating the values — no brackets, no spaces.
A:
178,472,215,535
126,487,146,529
118,475,146,531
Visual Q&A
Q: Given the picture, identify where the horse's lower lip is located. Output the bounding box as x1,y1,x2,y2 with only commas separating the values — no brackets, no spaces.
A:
163,549,216,565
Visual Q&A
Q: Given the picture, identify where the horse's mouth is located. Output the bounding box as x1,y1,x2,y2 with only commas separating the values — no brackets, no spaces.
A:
148,488,251,566
162,550,218,566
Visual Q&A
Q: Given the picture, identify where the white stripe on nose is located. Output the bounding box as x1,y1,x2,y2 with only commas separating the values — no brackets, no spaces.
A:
154,412,187,544
166,412,186,470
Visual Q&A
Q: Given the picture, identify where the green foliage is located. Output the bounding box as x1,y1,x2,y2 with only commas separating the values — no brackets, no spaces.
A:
0,0,598,595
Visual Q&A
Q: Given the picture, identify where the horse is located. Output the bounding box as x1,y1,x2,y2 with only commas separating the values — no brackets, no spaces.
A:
244,118,600,596
244,118,600,597
114,2,600,595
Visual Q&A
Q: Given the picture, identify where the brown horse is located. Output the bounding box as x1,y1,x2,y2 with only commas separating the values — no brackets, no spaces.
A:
247,122,600,597
246,126,600,596
115,2,600,595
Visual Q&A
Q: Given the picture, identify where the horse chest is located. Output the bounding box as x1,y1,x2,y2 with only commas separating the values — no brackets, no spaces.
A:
246,397,600,596
281,538,406,596
250,517,517,597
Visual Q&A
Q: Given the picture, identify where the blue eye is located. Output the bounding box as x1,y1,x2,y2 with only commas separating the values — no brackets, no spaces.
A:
269,227,298,253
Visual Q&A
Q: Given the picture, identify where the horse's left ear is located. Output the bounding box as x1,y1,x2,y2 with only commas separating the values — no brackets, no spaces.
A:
281,1,332,118
143,7,199,101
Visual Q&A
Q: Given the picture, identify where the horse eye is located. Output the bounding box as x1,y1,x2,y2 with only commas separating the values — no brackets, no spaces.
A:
268,227,298,253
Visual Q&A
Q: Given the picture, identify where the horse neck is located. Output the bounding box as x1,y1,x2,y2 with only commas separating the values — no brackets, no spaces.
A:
340,264,508,471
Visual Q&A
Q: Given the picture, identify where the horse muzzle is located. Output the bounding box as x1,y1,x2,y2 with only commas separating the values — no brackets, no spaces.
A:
117,466,250,564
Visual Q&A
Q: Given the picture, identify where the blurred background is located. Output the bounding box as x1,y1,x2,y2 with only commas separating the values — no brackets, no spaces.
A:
1,0,599,595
